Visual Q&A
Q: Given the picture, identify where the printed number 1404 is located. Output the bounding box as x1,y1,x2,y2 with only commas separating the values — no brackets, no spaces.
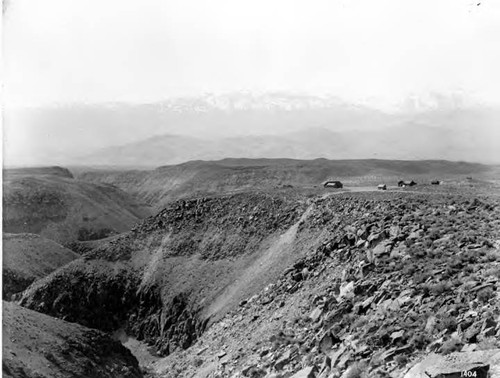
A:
461,371,477,377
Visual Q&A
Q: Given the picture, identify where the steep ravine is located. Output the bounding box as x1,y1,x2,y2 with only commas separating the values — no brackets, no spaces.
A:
19,192,309,358
18,257,208,358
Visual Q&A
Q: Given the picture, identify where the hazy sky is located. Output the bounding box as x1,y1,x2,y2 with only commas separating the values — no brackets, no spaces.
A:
3,0,500,110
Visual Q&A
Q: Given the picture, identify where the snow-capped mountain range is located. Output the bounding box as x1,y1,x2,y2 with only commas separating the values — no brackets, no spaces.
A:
156,92,361,113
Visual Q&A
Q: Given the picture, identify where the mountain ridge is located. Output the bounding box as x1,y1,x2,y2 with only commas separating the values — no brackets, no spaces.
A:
5,93,500,167
76,124,500,167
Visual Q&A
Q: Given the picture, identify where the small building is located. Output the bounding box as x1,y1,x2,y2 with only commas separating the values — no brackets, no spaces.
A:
324,180,343,188
431,180,440,185
377,184,387,190
398,180,417,187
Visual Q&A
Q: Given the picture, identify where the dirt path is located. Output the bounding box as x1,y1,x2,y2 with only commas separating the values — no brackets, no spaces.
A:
321,186,439,198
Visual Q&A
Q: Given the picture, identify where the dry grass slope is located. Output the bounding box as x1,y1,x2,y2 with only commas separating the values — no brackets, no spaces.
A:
3,167,152,244
2,233,79,299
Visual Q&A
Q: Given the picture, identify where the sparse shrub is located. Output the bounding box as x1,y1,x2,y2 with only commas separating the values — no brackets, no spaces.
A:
408,246,426,259
463,264,474,274
476,337,500,351
429,282,451,296
439,338,463,355
77,227,115,241
394,354,408,366
477,287,495,303
352,316,369,329
409,333,430,350
342,313,358,328
428,230,441,241
414,271,431,285
343,361,369,378
462,251,478,264
484,266,500,279
449,257,464,270
402,264,415,276
485,251,500,262
438,316,458,333
421,283,431,296
193,358,203,367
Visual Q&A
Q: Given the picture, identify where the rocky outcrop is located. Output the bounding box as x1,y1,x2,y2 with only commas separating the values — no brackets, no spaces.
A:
19,261,140,331
19,262,207,357
157,191,500,378
129,193,305,260
404,349,500,378
129,292,208,356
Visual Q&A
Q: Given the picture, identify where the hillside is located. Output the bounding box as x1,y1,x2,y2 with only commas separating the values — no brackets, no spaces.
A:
2,301,143,378
3,167,153,244
77,158,495,209
17,185,500,377
3,233,79,299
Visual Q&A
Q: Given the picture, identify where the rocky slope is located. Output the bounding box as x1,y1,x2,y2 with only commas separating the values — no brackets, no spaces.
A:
2,233,79,299
150,190,500,378
18,192,310,358
3,167,152,244
77,158,496,209
2,301,143,378
15,186,500,377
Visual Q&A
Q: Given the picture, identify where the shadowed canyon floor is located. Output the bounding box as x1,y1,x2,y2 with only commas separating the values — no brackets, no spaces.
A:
2,301,143,378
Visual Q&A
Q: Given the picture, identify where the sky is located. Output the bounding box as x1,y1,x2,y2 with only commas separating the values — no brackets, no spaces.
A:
3,0,500,110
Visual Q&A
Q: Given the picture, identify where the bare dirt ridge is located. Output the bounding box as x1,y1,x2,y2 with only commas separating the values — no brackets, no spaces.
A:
76,158,498,209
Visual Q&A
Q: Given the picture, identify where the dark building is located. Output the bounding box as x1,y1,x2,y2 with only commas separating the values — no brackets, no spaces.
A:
398,180,417,187
324,180,343,188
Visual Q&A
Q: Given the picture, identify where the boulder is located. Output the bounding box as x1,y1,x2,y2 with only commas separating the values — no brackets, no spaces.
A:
310,307,323,322
338,281,355,301
289,366,317,378
404,350,500,378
